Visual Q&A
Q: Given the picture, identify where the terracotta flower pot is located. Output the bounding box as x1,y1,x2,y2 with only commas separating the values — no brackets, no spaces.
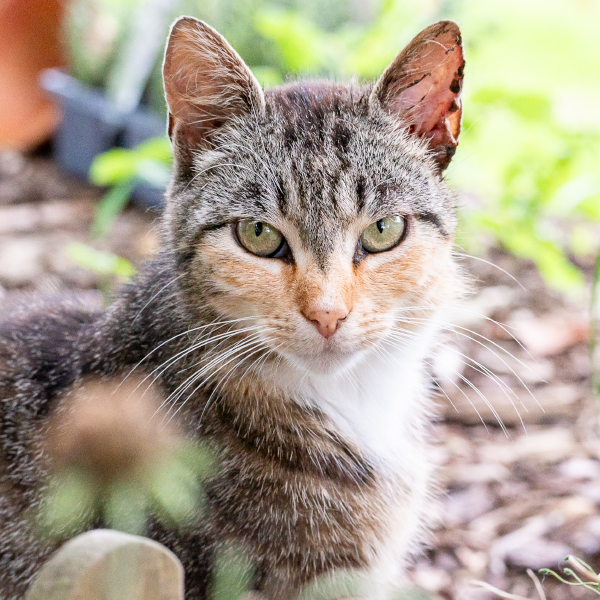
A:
0,0,65,150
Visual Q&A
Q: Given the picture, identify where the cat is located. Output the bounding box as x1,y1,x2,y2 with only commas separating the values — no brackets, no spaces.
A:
0,16,464,600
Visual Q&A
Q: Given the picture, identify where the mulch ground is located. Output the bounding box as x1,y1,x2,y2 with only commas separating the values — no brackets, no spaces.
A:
1,149,598,600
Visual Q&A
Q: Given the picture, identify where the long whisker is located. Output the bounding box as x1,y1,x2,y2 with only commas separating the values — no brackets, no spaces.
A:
388,328,522,406
132,274,184,323
421,357,490,432
234,341,283,390
210,340,281,402
157,331,272,415
391,316,541,410
382,328,512,432
393,302,539,365
130,324,271,407
436,342,527,424
117,316,258,389
165,336,276,427
160,330,274,412
454,368,509,436
453,251,526,291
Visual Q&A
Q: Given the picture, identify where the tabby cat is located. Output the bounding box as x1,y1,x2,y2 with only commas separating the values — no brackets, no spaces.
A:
0,16,464,599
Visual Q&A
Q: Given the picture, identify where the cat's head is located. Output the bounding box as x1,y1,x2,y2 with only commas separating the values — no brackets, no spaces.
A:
162,17,464,375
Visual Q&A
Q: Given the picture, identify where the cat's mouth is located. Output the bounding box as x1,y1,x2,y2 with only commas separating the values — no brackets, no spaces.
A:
279,335,369,376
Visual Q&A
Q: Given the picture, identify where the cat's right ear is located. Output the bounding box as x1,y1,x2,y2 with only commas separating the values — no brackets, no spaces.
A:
370,21,464,171
163,17,265,151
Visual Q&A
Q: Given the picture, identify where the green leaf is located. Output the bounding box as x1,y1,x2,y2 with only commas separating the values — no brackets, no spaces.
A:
134,158,171,189
90,148,138,186
92,179,136,239
89,137,171,190
150,458,204,527
211,546,253,600
133,137,172,162
40,469,96,538
104,480,149,535
67,243,137,279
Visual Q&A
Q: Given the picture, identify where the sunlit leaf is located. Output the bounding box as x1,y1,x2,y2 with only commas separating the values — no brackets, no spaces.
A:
90,148,138,186
67,242,137,279
40,469,96,538
104,480,149,535
92,179,136,238
211,546,253,600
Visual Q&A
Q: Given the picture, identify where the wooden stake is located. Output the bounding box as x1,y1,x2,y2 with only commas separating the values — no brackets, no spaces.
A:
26,529,184,600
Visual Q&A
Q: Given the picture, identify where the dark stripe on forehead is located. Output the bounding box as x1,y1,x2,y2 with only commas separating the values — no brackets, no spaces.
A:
356,177,366,213
416,211,449,238
276,176,287,216
245,181,265,211
328,171,340,211
332,121,351,152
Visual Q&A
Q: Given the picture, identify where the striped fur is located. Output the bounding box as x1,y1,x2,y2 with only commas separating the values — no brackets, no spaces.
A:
0,18,464,599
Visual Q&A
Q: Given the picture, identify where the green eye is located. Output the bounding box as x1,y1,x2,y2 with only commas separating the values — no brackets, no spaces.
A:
236,220,284,257
360,216,407,253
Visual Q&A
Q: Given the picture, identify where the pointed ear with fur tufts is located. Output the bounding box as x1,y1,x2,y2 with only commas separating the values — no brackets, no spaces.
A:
370,21,465,171
162,16,265,152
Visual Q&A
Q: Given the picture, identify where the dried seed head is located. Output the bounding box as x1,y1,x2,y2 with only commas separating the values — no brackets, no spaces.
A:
46,375,177,485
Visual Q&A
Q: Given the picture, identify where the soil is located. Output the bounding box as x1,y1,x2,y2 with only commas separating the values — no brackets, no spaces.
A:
1,150,598,600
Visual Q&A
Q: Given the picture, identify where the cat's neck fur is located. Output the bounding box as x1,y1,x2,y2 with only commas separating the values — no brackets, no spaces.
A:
256,323,438,469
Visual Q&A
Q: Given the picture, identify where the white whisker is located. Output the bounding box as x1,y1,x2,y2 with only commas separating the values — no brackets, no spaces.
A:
454,251,526,291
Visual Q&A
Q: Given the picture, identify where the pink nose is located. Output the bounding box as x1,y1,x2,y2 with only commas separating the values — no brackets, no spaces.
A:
304,308,349,339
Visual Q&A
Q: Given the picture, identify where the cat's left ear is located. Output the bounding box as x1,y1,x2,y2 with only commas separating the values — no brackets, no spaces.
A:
370,21,464,171
163,17,265,150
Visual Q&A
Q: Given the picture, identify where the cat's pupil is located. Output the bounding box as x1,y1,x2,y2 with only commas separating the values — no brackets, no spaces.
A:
376,219,385,234
255,222,263,237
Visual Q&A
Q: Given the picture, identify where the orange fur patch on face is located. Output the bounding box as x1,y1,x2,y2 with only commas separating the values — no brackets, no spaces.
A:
293,254,354,320
356,226,455,314
191,220,455,366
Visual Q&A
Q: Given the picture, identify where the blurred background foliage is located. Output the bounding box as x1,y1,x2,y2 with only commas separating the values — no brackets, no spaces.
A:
66,0,600,293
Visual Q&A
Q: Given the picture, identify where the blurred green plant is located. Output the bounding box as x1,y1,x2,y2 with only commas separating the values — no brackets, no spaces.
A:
89,137,172,237
64,0,147,87
67,138,171,301
67,242,137,302
40,439,215,538
253,0,431,80
453,0,600,292
474,557,600,599
67,243,137,279
211,546,254,600
67,137,170,301
209,557,439,600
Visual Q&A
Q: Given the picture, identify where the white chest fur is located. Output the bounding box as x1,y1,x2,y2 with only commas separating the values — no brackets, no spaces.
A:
257,323,441,593
300,325,438,471
299,329,440,588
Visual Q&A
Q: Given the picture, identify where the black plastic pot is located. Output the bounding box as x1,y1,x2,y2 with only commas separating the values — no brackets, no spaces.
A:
40,68,167,209
123,105,165,148
40,69,125,178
